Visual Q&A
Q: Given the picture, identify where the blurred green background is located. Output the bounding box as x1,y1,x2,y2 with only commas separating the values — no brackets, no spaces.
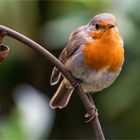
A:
0,0,140,139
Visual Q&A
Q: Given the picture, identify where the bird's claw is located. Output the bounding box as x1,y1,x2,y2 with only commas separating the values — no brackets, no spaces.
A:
72,79,81,87
85,107,98,123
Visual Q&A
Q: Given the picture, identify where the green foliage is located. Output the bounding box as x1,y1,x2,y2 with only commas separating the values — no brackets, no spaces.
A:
1,109,27,140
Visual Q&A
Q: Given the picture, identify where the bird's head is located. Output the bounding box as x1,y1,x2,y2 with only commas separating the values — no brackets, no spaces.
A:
88,13,117,39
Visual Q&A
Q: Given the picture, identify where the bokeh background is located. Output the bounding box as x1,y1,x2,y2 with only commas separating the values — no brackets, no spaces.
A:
0,0,140,139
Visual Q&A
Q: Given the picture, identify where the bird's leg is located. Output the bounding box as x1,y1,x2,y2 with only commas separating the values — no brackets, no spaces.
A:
88,93,94,105
69,71,82,88
85,93,98,123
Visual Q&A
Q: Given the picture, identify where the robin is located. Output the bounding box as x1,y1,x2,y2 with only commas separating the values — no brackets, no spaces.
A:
50,13,124,110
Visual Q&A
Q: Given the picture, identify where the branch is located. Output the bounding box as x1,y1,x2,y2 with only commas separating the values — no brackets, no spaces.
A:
0,25,105,140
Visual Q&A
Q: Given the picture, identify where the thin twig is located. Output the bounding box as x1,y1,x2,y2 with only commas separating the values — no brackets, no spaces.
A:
0,25,105,140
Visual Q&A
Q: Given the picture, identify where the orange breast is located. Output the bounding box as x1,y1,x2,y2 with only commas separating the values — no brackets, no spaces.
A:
82,29,124,72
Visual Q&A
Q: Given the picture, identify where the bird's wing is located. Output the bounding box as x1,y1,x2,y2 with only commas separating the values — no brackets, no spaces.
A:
50,26,87,85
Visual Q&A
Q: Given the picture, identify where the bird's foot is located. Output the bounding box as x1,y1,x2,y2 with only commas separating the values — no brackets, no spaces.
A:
72,79,81,88
85,106,98,123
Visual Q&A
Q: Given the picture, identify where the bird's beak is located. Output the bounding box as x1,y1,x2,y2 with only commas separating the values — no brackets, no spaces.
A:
107,24,115,28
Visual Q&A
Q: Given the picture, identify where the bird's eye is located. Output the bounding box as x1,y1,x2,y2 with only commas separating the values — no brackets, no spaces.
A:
95,24,101,30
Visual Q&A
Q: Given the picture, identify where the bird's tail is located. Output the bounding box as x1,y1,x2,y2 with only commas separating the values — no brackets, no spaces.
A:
50,80,74,109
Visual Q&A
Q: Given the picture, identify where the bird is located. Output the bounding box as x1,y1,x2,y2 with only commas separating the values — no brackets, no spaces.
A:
49,13,124,110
